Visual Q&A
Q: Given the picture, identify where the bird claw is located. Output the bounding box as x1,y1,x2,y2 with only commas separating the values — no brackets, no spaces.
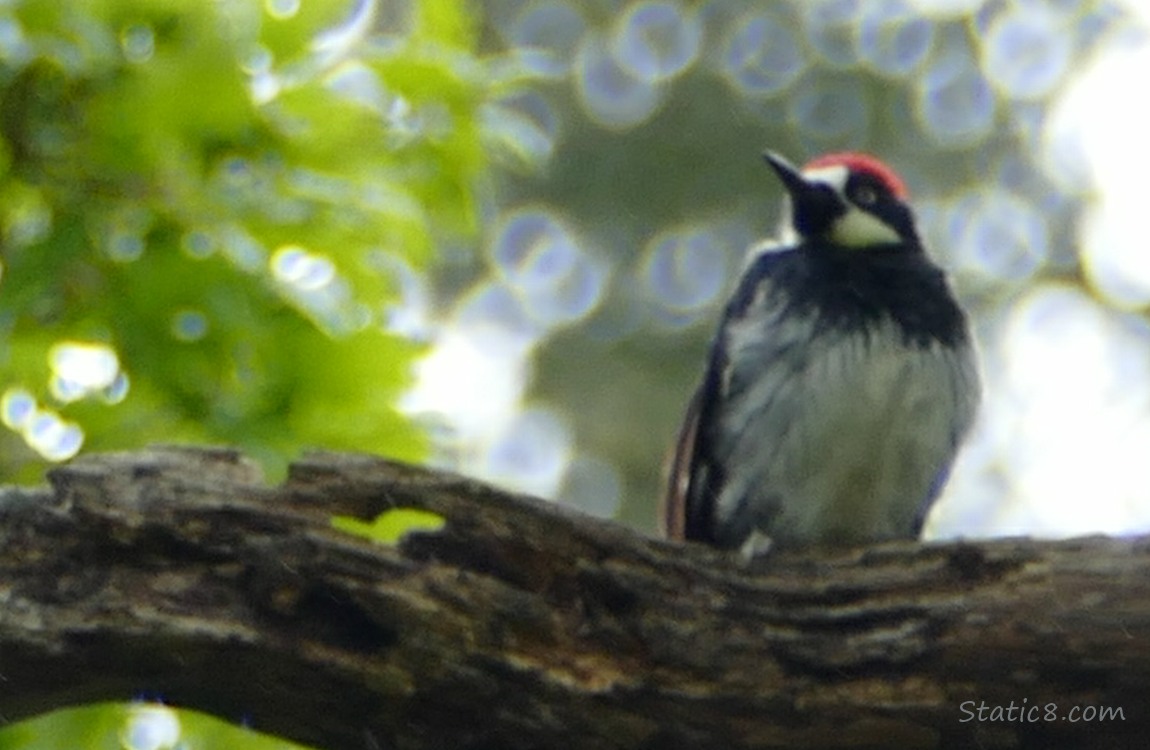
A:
739,530,774,563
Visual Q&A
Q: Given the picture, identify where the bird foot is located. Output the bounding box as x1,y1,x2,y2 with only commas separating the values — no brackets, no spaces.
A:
739,530,774,563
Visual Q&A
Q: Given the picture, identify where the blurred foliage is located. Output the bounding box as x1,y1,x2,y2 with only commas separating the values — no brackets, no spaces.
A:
0,0,513,746
0,702,314,750
0,0,496,482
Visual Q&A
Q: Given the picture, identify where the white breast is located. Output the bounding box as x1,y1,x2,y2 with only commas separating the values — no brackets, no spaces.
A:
714,313,978,547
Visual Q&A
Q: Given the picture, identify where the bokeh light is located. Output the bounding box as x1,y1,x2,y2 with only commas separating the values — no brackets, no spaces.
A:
1050,31,1150,308
402,275,541,443
103,373,130,405
858,0,934,78
171,309,210,342
642,226,730,324
482,91,561,167
121,703,181,750
905,0,985,18
326,61,387,113
23,407,84,462
917,27,995,144
0,17,31,64
455,280,543,348
788,74,871,146
180,230,216,259
509,1,587,77
221,225,267,272
946,188,1048,288
105,230,146,262
938,285,1150,538
481,406,572,498
244,44,279,104
272,245,336,291
393,0,1150,544
575,31,663,130
119,23,155,64
612,1,702,83
1,388,36,431
490,209,607,328
721,12,806,96
982,5,1072,100
3,185,52,247
265,0,301,21
379,253,432,340
49,342,121,403
803,0,860,68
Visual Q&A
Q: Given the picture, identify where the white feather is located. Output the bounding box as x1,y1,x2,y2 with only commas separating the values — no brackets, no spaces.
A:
830,206,902,247
801,164,850,189
800,164,902,248
715,294,979,547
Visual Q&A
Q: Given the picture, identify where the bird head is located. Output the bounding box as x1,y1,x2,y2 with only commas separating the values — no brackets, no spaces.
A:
764,151,919,250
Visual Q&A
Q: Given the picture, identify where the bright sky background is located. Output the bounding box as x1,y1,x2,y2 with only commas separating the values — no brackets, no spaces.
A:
931,0,1150,539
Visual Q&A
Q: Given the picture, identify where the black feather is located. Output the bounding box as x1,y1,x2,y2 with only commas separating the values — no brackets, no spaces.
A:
681,239,973,546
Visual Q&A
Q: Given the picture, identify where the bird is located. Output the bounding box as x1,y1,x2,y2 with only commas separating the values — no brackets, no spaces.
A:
661,150,980,554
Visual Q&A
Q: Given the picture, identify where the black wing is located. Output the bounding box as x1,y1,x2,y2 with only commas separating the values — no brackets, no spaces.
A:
662,246,805,545
661,251,791,543
662,370,728,543
660,386,701,541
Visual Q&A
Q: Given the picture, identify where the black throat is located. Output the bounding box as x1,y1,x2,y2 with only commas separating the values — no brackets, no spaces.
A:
735,241,970,348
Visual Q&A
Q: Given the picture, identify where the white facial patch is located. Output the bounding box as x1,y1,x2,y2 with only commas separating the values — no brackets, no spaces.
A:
829,206,902,247
800,165,902,248
801,164,850,190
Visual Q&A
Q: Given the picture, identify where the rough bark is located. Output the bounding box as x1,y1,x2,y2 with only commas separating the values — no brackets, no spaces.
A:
0,446,1146,749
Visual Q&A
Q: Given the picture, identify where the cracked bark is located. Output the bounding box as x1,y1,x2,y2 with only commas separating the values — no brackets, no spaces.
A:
0,446,1147,749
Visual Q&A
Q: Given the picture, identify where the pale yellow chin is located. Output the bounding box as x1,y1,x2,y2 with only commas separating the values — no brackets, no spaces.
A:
829,205,901,248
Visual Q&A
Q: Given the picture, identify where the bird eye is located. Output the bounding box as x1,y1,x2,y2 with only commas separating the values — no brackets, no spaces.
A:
853,185,878,206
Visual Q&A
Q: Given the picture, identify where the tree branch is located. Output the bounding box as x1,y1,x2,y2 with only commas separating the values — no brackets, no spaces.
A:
0,446,1146,749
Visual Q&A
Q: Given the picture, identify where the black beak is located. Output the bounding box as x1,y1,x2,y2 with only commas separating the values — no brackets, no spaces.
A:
763,151,808,197
762,150,843,237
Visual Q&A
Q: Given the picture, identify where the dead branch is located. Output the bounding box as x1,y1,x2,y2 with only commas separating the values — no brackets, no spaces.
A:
1,446,1146,749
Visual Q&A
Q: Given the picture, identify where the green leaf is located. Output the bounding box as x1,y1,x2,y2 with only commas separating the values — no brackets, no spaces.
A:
332,507,446,545
0,702,316,750
0,0,498,481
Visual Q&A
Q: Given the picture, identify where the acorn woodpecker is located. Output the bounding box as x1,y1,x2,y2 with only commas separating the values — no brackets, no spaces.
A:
662,151,980,553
